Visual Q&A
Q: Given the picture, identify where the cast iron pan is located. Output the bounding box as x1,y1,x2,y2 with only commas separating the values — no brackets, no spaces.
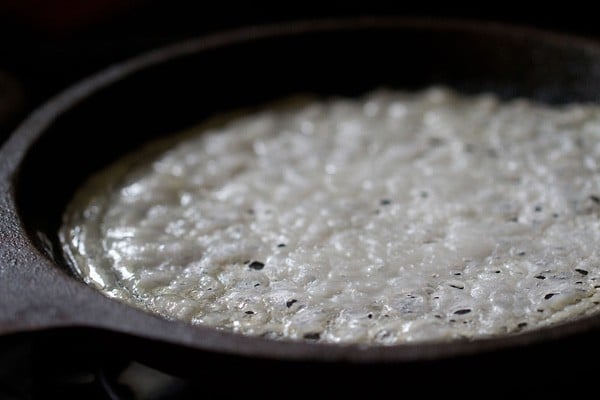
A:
2,17,600,392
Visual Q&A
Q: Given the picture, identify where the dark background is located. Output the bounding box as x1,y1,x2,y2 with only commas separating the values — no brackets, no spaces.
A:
1,0,600,145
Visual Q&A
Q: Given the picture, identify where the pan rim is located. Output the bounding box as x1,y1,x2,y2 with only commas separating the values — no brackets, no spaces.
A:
2,15,600,364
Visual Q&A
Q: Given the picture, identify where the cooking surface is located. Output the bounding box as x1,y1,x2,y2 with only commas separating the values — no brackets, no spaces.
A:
2,3,600,398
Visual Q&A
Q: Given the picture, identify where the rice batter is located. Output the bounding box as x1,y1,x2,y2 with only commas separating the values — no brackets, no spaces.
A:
60,87,600,344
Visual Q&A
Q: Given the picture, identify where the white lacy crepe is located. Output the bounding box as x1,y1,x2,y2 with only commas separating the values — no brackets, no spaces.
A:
60,87,600,345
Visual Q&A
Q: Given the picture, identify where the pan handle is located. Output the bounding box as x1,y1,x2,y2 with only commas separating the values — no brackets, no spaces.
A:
0,220,129,335
0,240,86,334
0,231,222,350
0,224,195,340
0,174,193,339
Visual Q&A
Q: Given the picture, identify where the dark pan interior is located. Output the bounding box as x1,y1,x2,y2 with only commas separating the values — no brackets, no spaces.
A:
8,19,600,385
